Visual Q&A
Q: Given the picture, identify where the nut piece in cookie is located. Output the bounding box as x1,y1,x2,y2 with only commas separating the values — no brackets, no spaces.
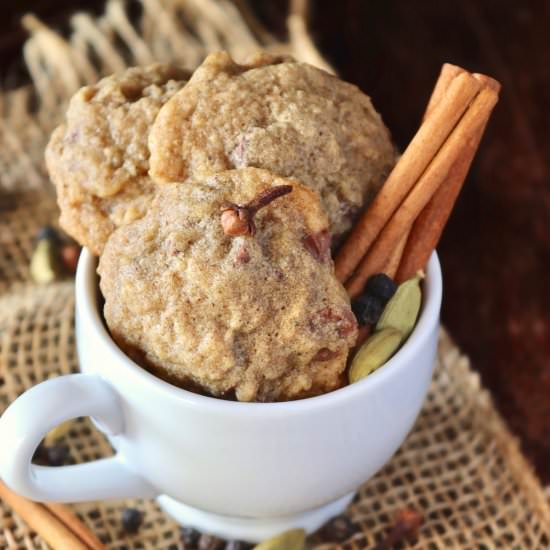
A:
149,51,396,240
46,64,190,255
98,168,357,402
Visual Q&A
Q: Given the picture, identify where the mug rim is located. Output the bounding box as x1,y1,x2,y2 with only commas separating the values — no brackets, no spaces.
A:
76,248,442,412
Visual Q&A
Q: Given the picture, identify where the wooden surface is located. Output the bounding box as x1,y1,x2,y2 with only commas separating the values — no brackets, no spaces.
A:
1,1,549,482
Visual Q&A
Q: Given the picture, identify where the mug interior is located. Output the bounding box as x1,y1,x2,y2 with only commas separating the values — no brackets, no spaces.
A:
76,249,442,411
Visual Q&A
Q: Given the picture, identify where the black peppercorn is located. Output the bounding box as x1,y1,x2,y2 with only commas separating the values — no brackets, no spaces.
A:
352,273,398,326
46,444,70,466
352,294,385,325
121,508,143,534
319,514,357,542
181,526,201,548
365,273,397,303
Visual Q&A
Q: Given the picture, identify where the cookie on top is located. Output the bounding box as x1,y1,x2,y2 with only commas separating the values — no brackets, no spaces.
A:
148,51,395,241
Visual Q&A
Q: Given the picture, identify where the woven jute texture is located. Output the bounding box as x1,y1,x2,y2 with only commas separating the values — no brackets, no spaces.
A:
1,1,550,549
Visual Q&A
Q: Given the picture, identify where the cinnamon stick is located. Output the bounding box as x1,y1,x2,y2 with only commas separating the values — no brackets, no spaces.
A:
346,84,499,298
424,64,464,119
46,502,105,550
334,71,481,283
388,64,464,281
395,74,501,282
382,230,410,279
0,480,104,550
356,68,463,282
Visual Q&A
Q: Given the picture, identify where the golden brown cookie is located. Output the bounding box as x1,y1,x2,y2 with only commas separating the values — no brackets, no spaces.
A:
98,168,357,402
149,51,395,240
46,64,190,255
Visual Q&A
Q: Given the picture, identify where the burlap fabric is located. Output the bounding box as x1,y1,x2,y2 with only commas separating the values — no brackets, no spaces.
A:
1,1,550,548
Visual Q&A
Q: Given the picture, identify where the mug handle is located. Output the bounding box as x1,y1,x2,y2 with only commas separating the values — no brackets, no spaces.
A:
0,373,158,502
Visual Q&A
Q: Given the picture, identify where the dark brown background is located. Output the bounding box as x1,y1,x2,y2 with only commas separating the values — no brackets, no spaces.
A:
2,1,549,481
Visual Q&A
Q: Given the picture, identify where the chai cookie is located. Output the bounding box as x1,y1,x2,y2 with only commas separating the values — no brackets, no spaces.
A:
98,168,357,402
149,51,396,240
46,64,190,254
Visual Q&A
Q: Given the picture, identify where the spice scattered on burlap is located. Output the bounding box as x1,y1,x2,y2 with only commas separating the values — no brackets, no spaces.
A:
1,1,550,548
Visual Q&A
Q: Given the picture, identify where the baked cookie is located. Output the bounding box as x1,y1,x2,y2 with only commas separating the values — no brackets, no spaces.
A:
149,51,395,240
46,64,190,254
98,168,357,402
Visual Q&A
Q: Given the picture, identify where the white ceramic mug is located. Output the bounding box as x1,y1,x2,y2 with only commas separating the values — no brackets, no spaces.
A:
0,248,442,542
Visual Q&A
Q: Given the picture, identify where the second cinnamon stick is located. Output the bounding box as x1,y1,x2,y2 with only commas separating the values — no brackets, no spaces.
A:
46,501,105,550
0,481,92,550
424,64,464,120
346,84,499,298
396,74,501,282
334,71,481,283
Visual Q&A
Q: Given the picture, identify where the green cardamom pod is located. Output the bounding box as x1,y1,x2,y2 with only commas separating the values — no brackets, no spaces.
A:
349,328,404,383
253,528,306,550
376,276,422,337
30,238,60,284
